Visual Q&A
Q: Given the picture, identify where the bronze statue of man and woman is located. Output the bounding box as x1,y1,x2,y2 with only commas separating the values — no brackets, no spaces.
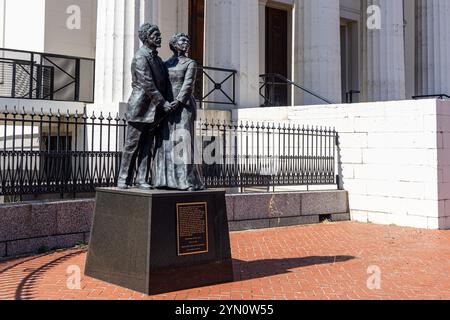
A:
117,23,205,192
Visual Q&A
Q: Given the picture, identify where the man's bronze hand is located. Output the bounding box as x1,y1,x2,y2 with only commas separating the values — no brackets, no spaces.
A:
170,100,181,111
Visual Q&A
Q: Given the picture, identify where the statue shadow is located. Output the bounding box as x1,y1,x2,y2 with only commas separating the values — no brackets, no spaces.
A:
6,251,355,298
148,255,356,295
232,255,356,281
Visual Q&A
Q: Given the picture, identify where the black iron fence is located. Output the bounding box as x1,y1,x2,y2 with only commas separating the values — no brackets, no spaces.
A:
201,119,337,189
0,48,95,103
0,106,338,199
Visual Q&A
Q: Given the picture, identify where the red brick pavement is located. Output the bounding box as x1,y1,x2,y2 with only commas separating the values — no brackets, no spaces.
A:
1,221,450,300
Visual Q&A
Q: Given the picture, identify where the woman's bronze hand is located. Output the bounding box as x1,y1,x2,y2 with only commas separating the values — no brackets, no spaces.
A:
162,102,173,114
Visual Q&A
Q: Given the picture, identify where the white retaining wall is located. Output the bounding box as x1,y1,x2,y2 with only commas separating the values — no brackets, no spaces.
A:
233,99,450,230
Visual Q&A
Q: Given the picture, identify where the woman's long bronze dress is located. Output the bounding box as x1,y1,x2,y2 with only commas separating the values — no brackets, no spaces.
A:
152,56,205,190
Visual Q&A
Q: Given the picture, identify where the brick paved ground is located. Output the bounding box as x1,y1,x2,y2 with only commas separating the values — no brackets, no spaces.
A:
1,221,450,300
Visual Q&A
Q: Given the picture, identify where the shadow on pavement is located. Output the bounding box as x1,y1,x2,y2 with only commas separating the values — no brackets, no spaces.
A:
233,255,356,281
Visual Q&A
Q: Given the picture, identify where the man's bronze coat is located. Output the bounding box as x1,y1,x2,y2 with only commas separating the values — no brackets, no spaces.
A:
118,45,172,186
126,45,171,123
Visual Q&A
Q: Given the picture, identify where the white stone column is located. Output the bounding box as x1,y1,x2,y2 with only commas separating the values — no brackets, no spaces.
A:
94,0,145,110
293,0,342,105
258,0,268,76
415,0,450,96
149,0,189,58
360,0,406,102
91,0,188,151
93,0,187,111
204,0,260,109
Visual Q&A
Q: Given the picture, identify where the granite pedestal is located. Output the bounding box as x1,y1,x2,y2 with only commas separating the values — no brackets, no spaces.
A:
84,188,233,295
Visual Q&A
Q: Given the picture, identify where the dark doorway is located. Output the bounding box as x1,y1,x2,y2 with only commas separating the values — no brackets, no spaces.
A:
266,7,288,106
189,0,205,65
189,0,205,107
340,19,359,103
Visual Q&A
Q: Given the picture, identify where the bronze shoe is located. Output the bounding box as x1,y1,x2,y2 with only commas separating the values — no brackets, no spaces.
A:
136,183,152,190
117,180,129,190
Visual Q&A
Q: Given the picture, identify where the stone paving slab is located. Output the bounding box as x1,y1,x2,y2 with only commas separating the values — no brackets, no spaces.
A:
1,221,450,300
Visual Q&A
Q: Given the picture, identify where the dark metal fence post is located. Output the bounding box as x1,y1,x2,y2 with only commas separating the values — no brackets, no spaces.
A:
232,71,236,105
36,65,42,99
29,53,34,99
49,67,55,100
74,59,81,101
11,62,17,98
335,129,340,190
270,74,275,106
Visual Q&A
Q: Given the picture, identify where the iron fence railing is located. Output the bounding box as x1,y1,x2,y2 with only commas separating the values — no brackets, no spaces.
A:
0,106,338,198
200,119,338,189
0,48,95,103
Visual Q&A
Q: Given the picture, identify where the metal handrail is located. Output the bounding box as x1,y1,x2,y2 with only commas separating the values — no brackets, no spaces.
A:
195,65,237,106
0,47,95,103
0,47,95,62
200,65,237,74
412,94,450,100
345,90,360,103
260,73,334,106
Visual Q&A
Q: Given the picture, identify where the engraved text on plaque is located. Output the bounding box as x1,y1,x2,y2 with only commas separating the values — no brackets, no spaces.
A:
176,202,208,256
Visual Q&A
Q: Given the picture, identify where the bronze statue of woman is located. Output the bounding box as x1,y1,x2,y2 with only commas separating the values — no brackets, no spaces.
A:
152,33,205,191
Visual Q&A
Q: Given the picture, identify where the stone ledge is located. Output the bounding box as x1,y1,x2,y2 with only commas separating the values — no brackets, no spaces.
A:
0,199,95,242
56,201,95,235
0,242,5,258
331,213,351,222
4,233,85,257
229,215,322,232
84,232,91,244
227,190,348,221
269,215,320,228
229,219,270,232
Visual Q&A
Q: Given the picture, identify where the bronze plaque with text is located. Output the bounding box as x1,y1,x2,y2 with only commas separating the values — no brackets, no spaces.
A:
176,202,209,256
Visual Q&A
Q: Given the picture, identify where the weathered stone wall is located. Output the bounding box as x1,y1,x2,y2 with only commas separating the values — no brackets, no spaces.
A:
0,199,94,258
227,191,349,231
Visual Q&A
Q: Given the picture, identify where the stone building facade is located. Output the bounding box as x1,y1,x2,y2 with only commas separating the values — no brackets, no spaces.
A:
92,0,450,112
1,0,450,230
0,0,449,111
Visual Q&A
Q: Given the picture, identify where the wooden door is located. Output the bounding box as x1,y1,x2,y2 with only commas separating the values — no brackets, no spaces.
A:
189,0,204,65
189,0,205,106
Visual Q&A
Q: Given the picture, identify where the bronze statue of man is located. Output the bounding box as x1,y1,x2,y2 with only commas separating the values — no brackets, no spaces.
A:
117,23,174,190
